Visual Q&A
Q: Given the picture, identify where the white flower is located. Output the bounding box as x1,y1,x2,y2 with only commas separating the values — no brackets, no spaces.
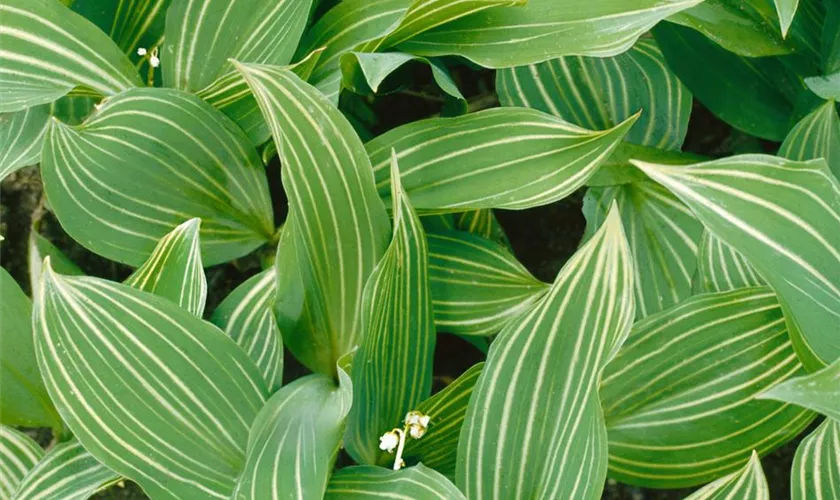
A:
136,47,147,56
419,414,430,428
379,430,399,453
408,425,426,440
404,410,431,440
150,55,160,68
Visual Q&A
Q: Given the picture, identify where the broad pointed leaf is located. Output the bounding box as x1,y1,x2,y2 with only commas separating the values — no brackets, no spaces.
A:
774,0,801,37
325,464,466,500
586,142,707,187
0,105,50,180
70,0,170,57
28,230,84,305
693,231,766,293
41,87,274,267
779,99,840,178
790,419,840,500
0,426,42,499
806,72,840,100
759,357,840,420
683,452,769,500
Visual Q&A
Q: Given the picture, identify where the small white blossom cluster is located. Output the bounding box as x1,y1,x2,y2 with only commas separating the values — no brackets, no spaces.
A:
137,47,160,68
378,410,431,470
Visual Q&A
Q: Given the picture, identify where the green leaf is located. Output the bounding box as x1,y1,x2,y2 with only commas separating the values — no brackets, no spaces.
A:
402,363,484,477
164,0,313,92
683,451,769,500
583,180,703,319
325,464,466,499
235,63,390,376
70,0,170,57
366,107,637,212
41,87,275,267
586,143,707,187
633,154,840,369
774,0,801,37
0,268,60,430
806,72,840,99
0,426,43,499
457,204,634,499
823,2,840,74
497,38,691,151
123,218,206,316
780,99,840,177
693,231,766,293
0,0,141,112
28,230,84,306
451,210,509,247
602,288,812,488
759,357,840,420
211,268,283,393
428,230,547,336
396,0,704,68
233,370,352,499
0,105,50,180
12,438,120,500
34,264,270,500
790,418,840,500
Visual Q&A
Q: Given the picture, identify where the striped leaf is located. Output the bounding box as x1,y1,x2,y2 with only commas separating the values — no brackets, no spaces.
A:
693,230,766,293
211,268,283,392
164,0,313,92
759,356,840,420
0,268,61,431
41,87,275,267
583,180,703,319
633,154,840,369
70,0,170,57
233,371,352,499
790,418,840,500
235,63,390,376
452,210,509,247
428,230,547,336
33,264,270,500
396,0,704,68
0,105,49,180
124,218,206,317
29,231,84,306
779,99,840,178
325,464,466,500
12,439,119,500
602,288,812,488
586,142,706,187
684,451,769,500
0,0,141,112
402,362,484,477
497,38,691,151
457,204,634,499
0,426,42,500
366,107,637,212
345,156,436,465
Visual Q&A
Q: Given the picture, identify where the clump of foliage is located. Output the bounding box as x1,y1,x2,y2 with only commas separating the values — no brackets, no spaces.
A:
1,0,839,499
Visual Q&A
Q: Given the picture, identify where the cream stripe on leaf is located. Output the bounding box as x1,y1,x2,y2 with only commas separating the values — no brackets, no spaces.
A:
33,263,269,500
779,99,840,178
211,267,284,392
396,0,704,68
759,356,840,421
41,87,274,267
789,419,840,500
0,105,50,180
683,451,769,500
325,464,466,500
583,180,703,319
70,0,170,59
457,203,635,499
693,230,766,294
497,38,691,151
234,63,390,377
634,154,840,369
11,438,119,500
366,107,637,212
428,230,547,336
452,209,509,247
0,426,42,500
29,231,84,306
124,218,207,317
345,155,436,465
232,369,352,499
0,0,140,112
601,288,812,488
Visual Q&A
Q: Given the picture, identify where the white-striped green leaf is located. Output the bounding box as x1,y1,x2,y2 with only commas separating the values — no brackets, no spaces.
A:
0,426,42,500
41,87,275,267
586,143,706,187
497,38,691,151
779,99,840,178
693,230,766,293
0,105,49,180
235,63,390,376
34,264,270,500
683,451,769,500
345,156,435,465
602,288,812,488
0,269,61,431
402,362,483,477
396,0,704,68
12,439,119,500
233,370,352,499
428,230,547,336
457,204,634,499
28,231,84,306
583,180,703,319
325,464,466,500
0,0,141,112
70,0,170,58
452,209,509,247
759,356,840,420
164,0,313,92
211,268,283,393
790,418,840,500
366,107,636,212
124,218,206,316
634,154,840,369
806,72,840,100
